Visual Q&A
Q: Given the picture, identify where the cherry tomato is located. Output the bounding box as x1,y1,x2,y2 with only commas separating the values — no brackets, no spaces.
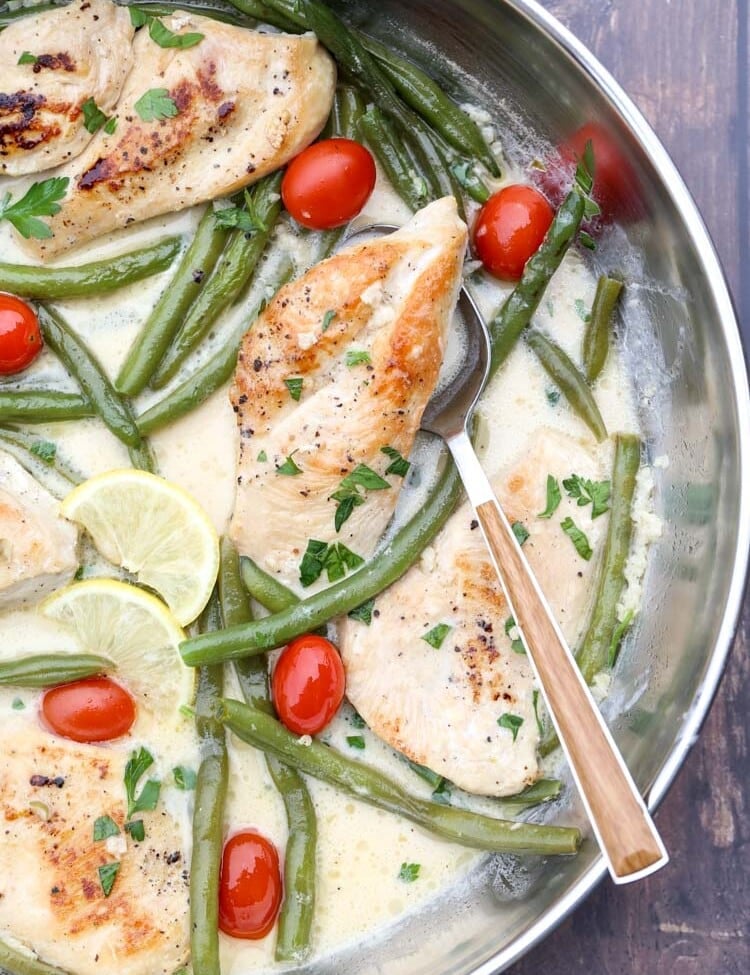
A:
539,122,640,222
0,293,42,374
271,634,345,735
41,677,136,743
473,185,554,281
218,831,282,940
281,138,376,230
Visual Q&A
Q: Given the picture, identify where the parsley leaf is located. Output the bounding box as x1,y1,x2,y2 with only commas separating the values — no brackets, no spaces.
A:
562,474,611,518
81,98,109,135
380,445,410,477
173,766,196,790
349,711,366,729
560,516,593,560
276,453,302,476
340,464,390,493
30,439,56,465
449,160,490,203
17,51,37,65
574,298,591,323
124,819,145,842
104,116,118,135
345,349,371,367
398,862,420,882
331,490,364,532
134,88,178,122
284,377,303,401
348,597,375,625
148,17,204,48
98,861,120,897
0,177,69,240
431,779,452,805
537,475,561,519
322,309,337,332
512,521,530,546
579,230,597,250
129,6,149,27
421,623,452,649
11,697,24,710
497,713,524,742
124,747,161,818
546,387,560,406
532,689,544,736
574,139,601,219
257,449,267,462
299,539,363,587
504,616,524,654
93,815,120,841
330,464,390,532
346,735,365,750
213,190,267,234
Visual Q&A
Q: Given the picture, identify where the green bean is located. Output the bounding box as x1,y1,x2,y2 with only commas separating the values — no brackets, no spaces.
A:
0,427,82,485
0,938,69,975
358,106,427,212
127,437,158,474
488,187,586,373
266,755,317,963
190,592,228,975
221,540,317,963
0,2,62,30
150,173,284,389
116,214,229,396
576,434,641,682
220,699,581,856
0,391,93,424
0,237,180,301
129,0,256,24
37,305,143,448
582,275,623,382
225,0,303,30
357,32,499,177
180,455,462,666
500,778,562,807
240,555,299,613
525,328,607,442
136,259,293,435
0,653,113,687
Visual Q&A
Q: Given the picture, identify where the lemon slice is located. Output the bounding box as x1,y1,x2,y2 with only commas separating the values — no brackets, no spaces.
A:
61,469,219,626
42,579,193,716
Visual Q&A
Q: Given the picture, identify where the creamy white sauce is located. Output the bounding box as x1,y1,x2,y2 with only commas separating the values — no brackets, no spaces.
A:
0,131,655,971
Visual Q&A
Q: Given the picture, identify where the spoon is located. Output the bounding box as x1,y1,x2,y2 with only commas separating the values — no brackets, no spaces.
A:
348,222,669,884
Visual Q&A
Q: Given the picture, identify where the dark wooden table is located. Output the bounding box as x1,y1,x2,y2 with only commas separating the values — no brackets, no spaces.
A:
510,3,750,972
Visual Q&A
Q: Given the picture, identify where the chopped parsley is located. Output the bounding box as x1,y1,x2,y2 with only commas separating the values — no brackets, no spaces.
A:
276,453,302,476
497,713,524,743
532,690,544,736
17,51,37,65
330,463,390,532
213,190,266,234
93,815,120,841
398,862,421,883
562,474,611,518
380,445,410,477
546,387,561,406
134,88,178,123
537,475,561,519
81,98,110,135
348,597,375,625
511,521,529,546
421,623,452,649
346,735,365,750
30,439,57,464
284,377,303,401
11,697,25,710
560,516,593,560
98,861,120,898
574,298,591,323
431,779,452,805
574,139,601,219
124,747,161,819
104,116,118,135
321,309,337,332
148,16,204,48
345,349,371,367
349,711,366,729
504,616,524,654
256,449,268,462
0,176,69,240
579,230,597,251
173,766,197,790
449,160,490,203
299,539,364,587
124,819,145,842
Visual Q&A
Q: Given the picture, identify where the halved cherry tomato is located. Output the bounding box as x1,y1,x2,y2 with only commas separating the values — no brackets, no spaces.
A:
281,138,376,230
0,293,42,374
41,677,136,743
218,831,282,940
473,184,554,281
271,634,345,735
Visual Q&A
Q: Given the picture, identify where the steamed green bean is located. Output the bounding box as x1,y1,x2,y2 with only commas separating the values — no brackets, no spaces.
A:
0,653,113,688
583,275,623,382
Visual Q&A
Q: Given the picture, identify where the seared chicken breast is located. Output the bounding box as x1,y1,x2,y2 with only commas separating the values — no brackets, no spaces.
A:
0,718,189,975
229,198,468,591
0,452,78,608
22,13,335,258
338,429,608,797
0,0,134,177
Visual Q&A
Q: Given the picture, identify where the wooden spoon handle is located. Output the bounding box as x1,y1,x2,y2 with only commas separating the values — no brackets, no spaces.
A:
475,496,668,882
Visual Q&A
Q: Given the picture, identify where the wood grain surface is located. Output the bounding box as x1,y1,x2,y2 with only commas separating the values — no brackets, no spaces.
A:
509,2,750,972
